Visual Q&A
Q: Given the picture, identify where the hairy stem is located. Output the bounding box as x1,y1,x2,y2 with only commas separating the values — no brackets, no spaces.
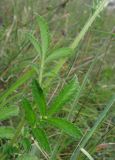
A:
39,54,45,85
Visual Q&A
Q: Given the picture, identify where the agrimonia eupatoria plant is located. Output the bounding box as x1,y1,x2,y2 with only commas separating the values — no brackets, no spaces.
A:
27,15,73,86
24,16,83,153
22,78,82,153
0,1,113,159
0,15,76,159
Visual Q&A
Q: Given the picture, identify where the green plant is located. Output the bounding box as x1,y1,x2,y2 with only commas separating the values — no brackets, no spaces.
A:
0,0,114,159
0,106,19,139
22,79,82,153
27,16,73,86
70,94,115,160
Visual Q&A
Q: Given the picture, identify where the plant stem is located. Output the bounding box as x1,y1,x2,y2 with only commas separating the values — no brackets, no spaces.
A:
39,54,45,85
70,0,107,50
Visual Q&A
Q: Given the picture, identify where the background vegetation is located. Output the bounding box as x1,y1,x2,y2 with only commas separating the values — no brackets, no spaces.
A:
0,0,115,159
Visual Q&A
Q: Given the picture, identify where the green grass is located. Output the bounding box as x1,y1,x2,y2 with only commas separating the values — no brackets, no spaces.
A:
0,0,115,159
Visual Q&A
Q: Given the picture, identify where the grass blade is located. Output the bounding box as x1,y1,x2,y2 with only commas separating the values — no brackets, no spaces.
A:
47,118,82,139
70,94,115,160
32,79,47,116
70,0,107,49
80,148,94,160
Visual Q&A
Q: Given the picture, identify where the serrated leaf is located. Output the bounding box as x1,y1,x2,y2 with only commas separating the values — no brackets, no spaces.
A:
37,15,50,55
32,127,51,153
0,106,19,121
46,47,73,63
0,127,15,139
47,77,80,116
32,79,47,116
22,99,36,127
27,33,41,56
47,118,82,139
